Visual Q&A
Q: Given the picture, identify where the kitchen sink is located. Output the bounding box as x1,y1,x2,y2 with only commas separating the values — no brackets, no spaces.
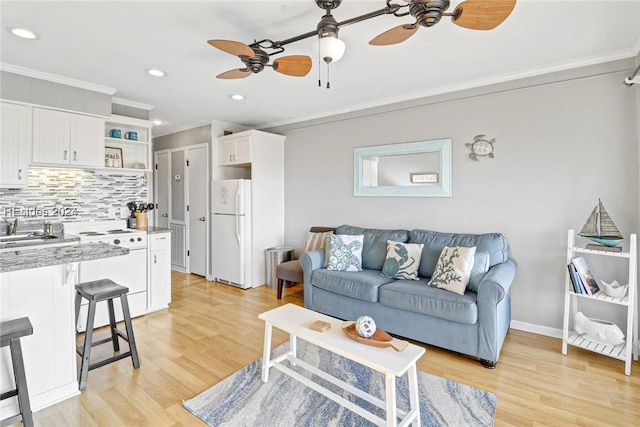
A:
0,234,58,243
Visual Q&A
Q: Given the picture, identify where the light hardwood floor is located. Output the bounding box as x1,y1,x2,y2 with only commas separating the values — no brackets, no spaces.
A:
27,272,640,426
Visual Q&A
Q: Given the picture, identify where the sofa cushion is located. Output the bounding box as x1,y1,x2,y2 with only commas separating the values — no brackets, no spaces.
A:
428,246,476,295
381,241,424,280
409,229,510,278
326,234,364,272
311,268,393,302
336,225,409,270
379,279,478,324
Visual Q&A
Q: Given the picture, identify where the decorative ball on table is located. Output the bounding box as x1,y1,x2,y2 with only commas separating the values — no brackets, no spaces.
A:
355,316,376,338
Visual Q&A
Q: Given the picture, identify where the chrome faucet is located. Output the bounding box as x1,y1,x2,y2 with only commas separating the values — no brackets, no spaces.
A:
4,217,19,235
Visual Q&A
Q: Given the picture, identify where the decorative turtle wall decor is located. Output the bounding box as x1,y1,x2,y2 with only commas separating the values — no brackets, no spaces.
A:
466,134,495,161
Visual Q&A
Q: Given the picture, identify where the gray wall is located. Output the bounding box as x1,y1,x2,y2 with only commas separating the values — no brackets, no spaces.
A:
270,66,640,333
154,124,211,151
0,71,111,116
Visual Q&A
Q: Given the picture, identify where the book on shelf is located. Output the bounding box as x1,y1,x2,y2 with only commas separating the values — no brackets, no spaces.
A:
571,256,600,295
585,243,622,253
567,263,585,294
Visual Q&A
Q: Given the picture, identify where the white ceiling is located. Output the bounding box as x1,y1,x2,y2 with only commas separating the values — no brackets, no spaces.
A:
1,1,639,137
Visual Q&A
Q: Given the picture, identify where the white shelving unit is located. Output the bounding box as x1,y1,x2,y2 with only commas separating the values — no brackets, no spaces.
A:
562,229,638,375
104,115,152,173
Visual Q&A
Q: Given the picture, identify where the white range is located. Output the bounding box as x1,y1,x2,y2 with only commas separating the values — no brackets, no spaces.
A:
64,220,148,330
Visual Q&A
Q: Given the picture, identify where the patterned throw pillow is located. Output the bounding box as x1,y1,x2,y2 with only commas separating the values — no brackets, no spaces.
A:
381,241,424,280
304,231,333,252
326,234,364,272
428,246,477,295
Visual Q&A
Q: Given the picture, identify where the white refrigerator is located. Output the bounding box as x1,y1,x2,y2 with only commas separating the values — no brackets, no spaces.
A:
211,179,252,288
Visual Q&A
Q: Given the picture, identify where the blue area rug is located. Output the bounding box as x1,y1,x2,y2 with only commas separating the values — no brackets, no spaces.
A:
183,340,496,426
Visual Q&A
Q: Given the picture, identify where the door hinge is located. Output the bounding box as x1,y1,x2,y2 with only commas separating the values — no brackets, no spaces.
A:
155,203,158,209
187,250,190,256
155,163,158,170
186,160,190,167
186,205,190,212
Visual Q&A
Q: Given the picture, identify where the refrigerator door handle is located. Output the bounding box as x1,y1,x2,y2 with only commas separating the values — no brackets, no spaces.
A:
235,215,241,244
235,183,241,216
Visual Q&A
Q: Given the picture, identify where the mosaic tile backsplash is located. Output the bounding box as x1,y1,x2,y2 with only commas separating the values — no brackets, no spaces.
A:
0,167,148,222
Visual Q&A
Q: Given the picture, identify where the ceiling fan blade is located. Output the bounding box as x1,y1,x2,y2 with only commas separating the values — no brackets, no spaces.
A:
273,55,312,77
207,39,255,58
452,0,516,30
369,23,419,46
216,69,252,79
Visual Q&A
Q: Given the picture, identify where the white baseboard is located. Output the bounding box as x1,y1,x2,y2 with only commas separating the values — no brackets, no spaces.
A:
511,320,563,339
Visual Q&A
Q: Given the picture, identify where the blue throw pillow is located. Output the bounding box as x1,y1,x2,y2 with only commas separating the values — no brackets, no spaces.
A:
467,251,490,293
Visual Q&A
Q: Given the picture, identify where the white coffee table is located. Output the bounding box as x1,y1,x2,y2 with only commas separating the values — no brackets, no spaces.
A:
259,304,425,427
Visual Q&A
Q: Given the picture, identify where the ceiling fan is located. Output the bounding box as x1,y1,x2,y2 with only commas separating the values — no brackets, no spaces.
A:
370,0,517,46
207,39,313,80
207,0,516,80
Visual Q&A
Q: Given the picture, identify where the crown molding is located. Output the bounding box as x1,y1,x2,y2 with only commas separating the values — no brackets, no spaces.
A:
262,50,639,130
0,63,116,95
112,97,154,111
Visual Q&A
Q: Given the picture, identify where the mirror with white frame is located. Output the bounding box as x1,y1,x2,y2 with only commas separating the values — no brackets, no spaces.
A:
354,138,452,197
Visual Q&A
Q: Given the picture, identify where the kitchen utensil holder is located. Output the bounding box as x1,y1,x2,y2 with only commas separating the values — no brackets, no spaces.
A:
134,212,147,230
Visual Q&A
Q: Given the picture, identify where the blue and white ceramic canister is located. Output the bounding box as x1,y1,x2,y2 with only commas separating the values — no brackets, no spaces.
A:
109,129,121,138
124,131,138,141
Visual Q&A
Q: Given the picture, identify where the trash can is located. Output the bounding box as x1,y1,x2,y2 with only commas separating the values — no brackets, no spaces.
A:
265,246,295,288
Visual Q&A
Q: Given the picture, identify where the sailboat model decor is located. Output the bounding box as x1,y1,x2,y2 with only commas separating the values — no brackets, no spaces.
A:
579,199,623,248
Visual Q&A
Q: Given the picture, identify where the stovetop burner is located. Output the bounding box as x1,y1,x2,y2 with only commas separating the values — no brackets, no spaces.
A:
107,229,134,234
78,231,106,236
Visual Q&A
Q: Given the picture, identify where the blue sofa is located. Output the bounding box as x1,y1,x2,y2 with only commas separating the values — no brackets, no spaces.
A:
300,225,516,367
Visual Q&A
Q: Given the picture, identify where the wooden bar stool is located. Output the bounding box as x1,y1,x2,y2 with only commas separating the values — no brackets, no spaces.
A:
75,279,140,391
1,317,34,427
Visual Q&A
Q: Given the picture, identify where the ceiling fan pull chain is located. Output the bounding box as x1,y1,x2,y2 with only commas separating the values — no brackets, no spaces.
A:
326,63,331,89
318,42,322,87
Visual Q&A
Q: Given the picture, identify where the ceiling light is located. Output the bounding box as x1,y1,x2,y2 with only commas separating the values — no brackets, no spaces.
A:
319,34,345,64
152,119,164,125
146,69,166,77
8,27,38,40
230,94,245,101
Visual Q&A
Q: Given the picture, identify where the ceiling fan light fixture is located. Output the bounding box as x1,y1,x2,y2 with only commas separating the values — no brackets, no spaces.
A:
318,34,346,63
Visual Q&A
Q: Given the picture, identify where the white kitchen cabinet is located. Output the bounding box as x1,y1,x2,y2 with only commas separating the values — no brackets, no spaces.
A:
0,102,30,188
562,229,638,375
104,115,153,172
148,232,171,311
32,107,104,167
218,133,251,166
70,113,104,166
0,264,79,417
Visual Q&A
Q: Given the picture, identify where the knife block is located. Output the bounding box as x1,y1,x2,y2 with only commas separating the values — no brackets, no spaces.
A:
134,212,147,230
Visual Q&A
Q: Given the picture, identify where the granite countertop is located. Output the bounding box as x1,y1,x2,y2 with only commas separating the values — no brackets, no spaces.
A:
0,242,129,273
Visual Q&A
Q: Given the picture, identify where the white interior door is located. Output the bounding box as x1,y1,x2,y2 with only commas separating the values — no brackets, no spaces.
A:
187,145,208,277
154,150,170,228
